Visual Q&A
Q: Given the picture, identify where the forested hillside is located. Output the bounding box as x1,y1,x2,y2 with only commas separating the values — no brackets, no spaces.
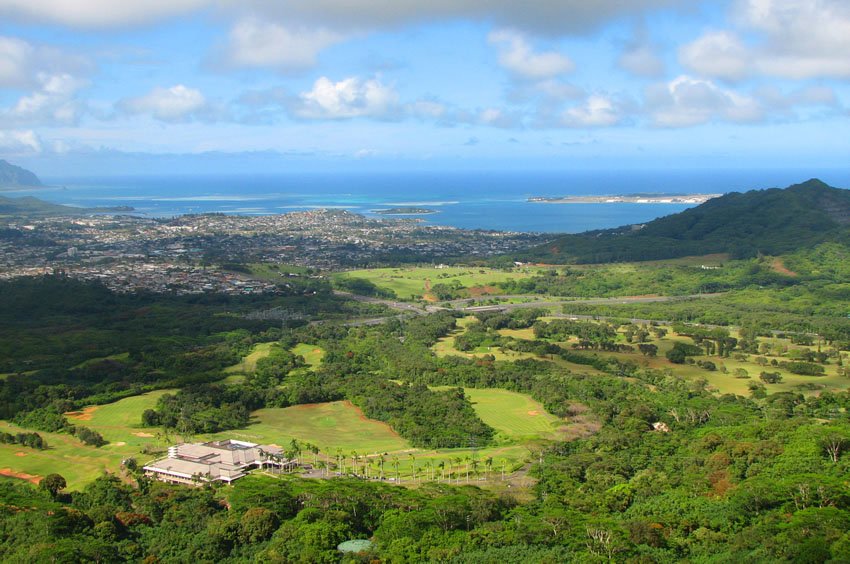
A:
526,179,850,263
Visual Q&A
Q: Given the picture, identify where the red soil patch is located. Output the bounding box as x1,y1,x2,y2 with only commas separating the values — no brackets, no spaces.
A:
13,452,26,457
771,258,798,277
65,405,99,421
468,285,498,297
0,468,41,484
527,410,540,416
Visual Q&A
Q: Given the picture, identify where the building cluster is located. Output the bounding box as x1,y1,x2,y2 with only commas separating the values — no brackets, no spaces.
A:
143,439,297,485
0,209,547,294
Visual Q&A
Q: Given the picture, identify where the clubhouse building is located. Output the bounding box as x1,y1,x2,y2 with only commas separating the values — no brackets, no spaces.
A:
143,439,294,485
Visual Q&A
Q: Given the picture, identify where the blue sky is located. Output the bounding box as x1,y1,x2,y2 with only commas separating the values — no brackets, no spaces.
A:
0,0,848,176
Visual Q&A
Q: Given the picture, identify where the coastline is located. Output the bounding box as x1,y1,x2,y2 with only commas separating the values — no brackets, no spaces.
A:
529,194,722,205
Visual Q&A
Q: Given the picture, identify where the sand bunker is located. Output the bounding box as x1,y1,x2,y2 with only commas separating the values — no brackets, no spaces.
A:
0,468,41,484
65,406,99,421
133,432,154,438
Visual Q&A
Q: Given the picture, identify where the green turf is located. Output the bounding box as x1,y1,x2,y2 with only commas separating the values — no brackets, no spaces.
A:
291,343,325,371
434,388,564,442
207,401,409,455
335,266,544,300
225,342,276,374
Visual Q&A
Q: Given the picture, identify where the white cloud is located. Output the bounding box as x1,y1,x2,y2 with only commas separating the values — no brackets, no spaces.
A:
293,76,399,119
0,35,91,89
119,85,209,122
488,29,574,79
2,72,87,126
237,0,686,36
221,18,345,71
618,42,665,78
684,0,850,81
0,0,207,28
562,95,623,127
0,130,42,153
679,31,749,81
646,75,763,127
0,0,685,34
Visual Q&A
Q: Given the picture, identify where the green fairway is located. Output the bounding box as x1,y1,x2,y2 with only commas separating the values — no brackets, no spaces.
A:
291,343,325,370
335,266,543,300
0,390,175,489
225,342,276,374
209,401,409,455
462,388,564,441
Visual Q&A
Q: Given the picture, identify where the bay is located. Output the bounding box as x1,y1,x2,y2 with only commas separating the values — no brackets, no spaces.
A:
9,168,849,233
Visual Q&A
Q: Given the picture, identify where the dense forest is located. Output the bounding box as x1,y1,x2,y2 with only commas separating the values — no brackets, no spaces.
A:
524,179,850,263
2,328,850,561
3,181,850,561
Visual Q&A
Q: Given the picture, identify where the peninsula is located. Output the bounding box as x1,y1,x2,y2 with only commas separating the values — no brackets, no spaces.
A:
0,159,42,189
529,193,722,204
372,206,438,215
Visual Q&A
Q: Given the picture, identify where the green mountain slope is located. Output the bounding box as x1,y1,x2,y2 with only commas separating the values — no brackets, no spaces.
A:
0,160,42,188
0,195,133,217
526,179,850,263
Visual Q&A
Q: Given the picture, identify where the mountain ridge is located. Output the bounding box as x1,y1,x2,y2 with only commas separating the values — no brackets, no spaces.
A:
524,178,850,263
0,160,42,188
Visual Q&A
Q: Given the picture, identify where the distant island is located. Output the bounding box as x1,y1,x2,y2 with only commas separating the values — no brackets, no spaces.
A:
529,193,723,204
373,207,438,215
0,159,42,189
0,195,134,216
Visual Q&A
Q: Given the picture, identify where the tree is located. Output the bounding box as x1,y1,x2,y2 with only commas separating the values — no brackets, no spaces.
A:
821,433,848,463
760,371,783,384
666,348,686,364
40,473,67,499
638,344,658,357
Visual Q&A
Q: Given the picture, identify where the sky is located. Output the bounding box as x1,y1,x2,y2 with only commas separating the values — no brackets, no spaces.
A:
0,0,848,176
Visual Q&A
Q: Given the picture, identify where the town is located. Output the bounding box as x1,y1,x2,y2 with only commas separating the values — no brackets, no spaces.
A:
0,209,548,294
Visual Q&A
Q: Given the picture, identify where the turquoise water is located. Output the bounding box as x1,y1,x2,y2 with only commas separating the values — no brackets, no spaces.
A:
10,169,849,233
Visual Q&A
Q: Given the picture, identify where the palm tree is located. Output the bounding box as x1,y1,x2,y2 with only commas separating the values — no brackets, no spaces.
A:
392,455,400,482
378,454,386,480
351,451,358,476
484,457,493,481
438,460,446,482
408,453,417,482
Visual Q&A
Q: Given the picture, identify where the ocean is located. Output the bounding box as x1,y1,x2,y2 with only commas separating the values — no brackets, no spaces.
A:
11,168,850,233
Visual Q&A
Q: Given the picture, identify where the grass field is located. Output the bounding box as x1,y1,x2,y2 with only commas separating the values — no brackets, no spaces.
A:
433,317,608,376
0,385,559,489
209,401,409,454
431,387,565,442
291,343,325,370
335,266,543,300
225,342,276,374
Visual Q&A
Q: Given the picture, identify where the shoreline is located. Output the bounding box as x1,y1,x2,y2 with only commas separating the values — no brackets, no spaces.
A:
529,194,722,205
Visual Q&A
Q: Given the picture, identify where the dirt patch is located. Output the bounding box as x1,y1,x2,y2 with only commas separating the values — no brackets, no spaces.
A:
65,405,99,421
527,410,540,416
771,258,798,277
468,285,498,297
312,349,322,354
0,468,41,484
13,452,26,457
114,442,127,447
133,432,155,438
